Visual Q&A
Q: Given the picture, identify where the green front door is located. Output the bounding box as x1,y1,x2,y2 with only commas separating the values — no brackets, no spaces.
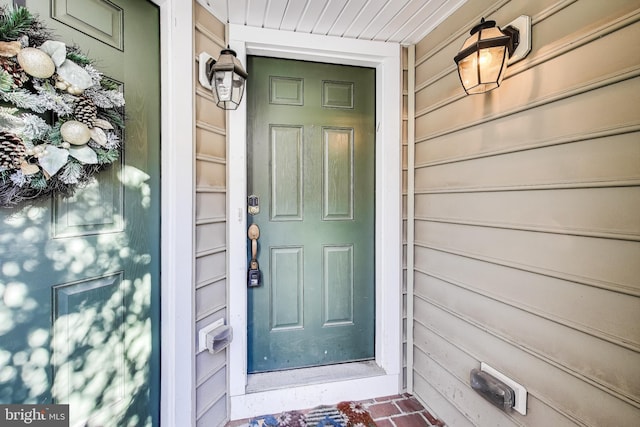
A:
0,1,160,426
247,56,375,373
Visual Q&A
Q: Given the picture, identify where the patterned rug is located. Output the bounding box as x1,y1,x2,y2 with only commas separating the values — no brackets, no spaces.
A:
249,401,376,427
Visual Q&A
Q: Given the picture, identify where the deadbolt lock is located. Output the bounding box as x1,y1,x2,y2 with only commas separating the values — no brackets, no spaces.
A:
248,194,259,215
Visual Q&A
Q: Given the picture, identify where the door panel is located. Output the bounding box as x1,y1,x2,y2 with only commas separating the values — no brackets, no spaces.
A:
53,165,123,236
0,1,160,426
323,127,354,220
270,125,303,220
323,245,354,325
270,247,304,330
51,0,124,49
247,56,375,373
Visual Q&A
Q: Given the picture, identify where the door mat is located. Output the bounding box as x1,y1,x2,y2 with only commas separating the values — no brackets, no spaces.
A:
249,401,376,426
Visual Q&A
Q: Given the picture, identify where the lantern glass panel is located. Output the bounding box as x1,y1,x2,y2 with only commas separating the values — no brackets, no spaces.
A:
215,70,233,102
456,25,510,94
232,74,245,104
479,45,508,81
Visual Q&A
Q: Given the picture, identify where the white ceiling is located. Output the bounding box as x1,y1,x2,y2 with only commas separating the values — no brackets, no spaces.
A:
197,0,467,45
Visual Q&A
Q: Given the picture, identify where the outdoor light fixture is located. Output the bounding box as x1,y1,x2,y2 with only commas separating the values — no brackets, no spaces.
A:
198,48,248,110
454,15,531,95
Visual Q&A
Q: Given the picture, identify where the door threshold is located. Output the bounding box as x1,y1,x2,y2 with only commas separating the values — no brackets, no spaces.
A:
246,361,384,393
231,362,399,420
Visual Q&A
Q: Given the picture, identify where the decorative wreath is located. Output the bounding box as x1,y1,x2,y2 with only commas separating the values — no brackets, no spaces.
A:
0,6,125,207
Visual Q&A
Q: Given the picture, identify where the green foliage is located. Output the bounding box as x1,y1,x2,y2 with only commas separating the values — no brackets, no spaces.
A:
47,122,63,146
67,50,92,66
59,160,83,184
29,174,47,190
100,78,120,91
99,108,125,129
96,148,119,164
0,6,33,41
0,70,12,91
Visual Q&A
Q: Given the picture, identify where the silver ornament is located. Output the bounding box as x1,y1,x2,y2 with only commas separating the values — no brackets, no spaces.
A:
60,120,91,145
16,47,55,79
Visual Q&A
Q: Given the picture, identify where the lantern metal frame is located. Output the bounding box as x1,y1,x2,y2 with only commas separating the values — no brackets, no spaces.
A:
198,48,248,110
454,15,531,95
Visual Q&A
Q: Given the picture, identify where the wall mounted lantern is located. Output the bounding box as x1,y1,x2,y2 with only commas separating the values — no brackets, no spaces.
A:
454,15,531,95
198,48,248,110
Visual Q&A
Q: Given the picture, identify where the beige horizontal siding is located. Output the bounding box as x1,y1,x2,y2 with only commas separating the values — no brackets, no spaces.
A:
196,192,226,221
194,2,229,426
416,247,639,350
411,0,640,425
416,187,640,241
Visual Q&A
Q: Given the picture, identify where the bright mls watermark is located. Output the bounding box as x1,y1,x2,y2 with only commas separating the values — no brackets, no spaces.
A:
0,405,69,426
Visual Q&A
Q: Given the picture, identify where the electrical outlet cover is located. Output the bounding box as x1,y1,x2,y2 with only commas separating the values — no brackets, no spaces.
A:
198,318,225,352
481,362,527,415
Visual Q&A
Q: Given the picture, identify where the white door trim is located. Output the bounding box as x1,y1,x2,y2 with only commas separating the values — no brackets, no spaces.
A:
227,25,402,419
155,0,195,426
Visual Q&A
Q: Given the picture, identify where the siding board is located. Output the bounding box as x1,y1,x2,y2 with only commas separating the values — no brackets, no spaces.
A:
415,299,640,426
416,75,640,144
196,126,226,159
415,247,640,350
196,348,227,386
196,397,227,427
196,158,226,189
416,221,640,295
196,279,226,319
195,367,226,419
415,133,640,192
415,272,640,401
194,2,229,426
196,222,226,254
195,35,224,68
416,93,640,166
411,1,640,425
413,346,518,427
196,192,226,221
415,187,640,241
414,323,585,427
413,372,476,427
195,250,226,288
196,95,226,129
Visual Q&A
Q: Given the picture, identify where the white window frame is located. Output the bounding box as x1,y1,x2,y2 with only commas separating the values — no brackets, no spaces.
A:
227,25,403,419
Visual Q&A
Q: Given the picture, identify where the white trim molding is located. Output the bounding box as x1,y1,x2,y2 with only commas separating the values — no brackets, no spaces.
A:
155,0,195,426
407,44,416,394
227,25,403,420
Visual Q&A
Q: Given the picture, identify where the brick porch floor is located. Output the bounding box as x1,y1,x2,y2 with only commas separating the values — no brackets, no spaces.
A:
227,393,446,426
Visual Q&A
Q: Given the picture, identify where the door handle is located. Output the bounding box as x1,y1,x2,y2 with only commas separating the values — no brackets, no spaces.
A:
248,224,260,262
247,224,260,287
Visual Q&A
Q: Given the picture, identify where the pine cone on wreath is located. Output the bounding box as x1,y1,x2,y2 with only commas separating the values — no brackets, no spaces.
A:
0,130,26,170
73,96,97,128
0,57,29,88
